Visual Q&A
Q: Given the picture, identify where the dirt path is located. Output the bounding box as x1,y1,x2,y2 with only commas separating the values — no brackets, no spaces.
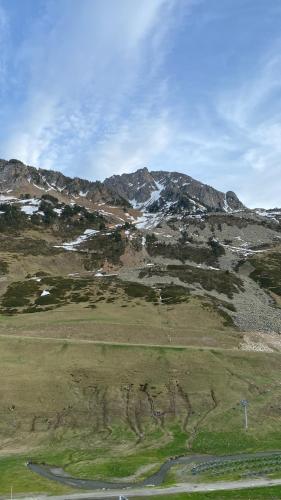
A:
0,332,237,351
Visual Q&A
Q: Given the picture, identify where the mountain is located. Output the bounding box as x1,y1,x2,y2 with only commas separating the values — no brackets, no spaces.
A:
105,167,245,213
0,159,244,213
0,158,128,206
0,156,280,339
1,157,281,493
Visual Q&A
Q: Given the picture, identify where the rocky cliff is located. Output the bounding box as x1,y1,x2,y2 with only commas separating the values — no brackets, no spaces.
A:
0,160,244,214
104,167,245,212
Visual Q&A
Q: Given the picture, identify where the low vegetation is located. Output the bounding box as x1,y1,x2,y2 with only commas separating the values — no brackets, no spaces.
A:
0,235,61,256
0,198,106,239
83,230,126,267
0,260,8,274
140,264,244,299
145,237,224,266
250,251,281,298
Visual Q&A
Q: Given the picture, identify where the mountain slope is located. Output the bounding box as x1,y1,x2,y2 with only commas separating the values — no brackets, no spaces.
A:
104,167,245,212
0,158,281,495
0,160,244,214
0,157,280,341
0,158,128,207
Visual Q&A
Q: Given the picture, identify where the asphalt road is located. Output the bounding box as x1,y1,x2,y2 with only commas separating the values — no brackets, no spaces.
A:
18,477,281,500
28,451,281,491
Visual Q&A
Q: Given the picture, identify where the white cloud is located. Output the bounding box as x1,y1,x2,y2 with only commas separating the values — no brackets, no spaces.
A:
90,108,174,178
2,0,280,208
213,48,281,206
0,3,8,85
2,0,181,173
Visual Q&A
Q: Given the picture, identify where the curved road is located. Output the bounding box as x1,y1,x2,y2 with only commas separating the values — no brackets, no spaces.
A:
26,451,281,499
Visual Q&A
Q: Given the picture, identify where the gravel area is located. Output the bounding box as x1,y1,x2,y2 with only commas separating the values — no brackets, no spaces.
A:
232,277,281,333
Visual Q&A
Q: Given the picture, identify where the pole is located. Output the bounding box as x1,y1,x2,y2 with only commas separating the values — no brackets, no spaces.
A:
240,399,249,431
244,404,248,430
10,485,12,500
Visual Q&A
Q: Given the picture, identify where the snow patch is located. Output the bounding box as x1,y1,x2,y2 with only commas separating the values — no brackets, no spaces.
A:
197,264,220,271
0,194,17,201
135,212,162,229
33,183,46,191
95,272,118,277
54,229,99,251
18,198,40,215
21,205,38,215
130,180,164,210
255,209,280,223
98,209,125,222
222,243,267,257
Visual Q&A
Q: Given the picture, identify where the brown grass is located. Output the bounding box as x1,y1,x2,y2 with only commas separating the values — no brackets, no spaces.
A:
0,296,240,349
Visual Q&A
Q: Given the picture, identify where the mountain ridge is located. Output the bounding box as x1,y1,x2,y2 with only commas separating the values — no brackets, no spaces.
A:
0,158,128,207
0,158,245,214
104,166,245,213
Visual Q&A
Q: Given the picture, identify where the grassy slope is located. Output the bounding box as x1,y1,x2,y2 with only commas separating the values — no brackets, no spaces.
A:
0,233,280,495
0,336,281,494
0,295,240,349
0,455,74,496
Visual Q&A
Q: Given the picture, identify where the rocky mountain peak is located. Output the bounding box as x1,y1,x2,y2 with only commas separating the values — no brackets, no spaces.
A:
0,159,245,215
0,159,127,206
105,168,245,213
225,191,243,211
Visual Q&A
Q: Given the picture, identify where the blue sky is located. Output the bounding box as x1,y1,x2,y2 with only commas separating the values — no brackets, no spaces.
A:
0,0,281,207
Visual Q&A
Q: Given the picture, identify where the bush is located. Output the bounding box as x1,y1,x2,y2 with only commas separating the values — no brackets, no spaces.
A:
207,237,225,257
0,261,8,275
41,194,59,205
0,204,27,230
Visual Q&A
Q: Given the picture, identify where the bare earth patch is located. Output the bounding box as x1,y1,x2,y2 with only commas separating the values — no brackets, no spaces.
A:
240,331,281,352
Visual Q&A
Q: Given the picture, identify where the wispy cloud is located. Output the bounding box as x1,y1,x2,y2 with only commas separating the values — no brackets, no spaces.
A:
1,0,183,174
1,0,281,208
90,107,174,178
0,2,8,85
214,45,281,206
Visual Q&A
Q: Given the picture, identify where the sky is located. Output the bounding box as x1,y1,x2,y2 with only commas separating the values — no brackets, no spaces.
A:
0,0,281,207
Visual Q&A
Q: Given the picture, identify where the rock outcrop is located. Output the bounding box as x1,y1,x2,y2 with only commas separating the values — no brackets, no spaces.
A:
105,167,245,212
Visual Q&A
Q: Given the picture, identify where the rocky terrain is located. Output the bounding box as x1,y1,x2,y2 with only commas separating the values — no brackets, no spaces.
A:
104,167,244,212
0,158,128,206
1,158,281,495
0,158,281,344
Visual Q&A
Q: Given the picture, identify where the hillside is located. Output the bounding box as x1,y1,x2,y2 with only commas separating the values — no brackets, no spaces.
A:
0,159,281,495
0,158,280,340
